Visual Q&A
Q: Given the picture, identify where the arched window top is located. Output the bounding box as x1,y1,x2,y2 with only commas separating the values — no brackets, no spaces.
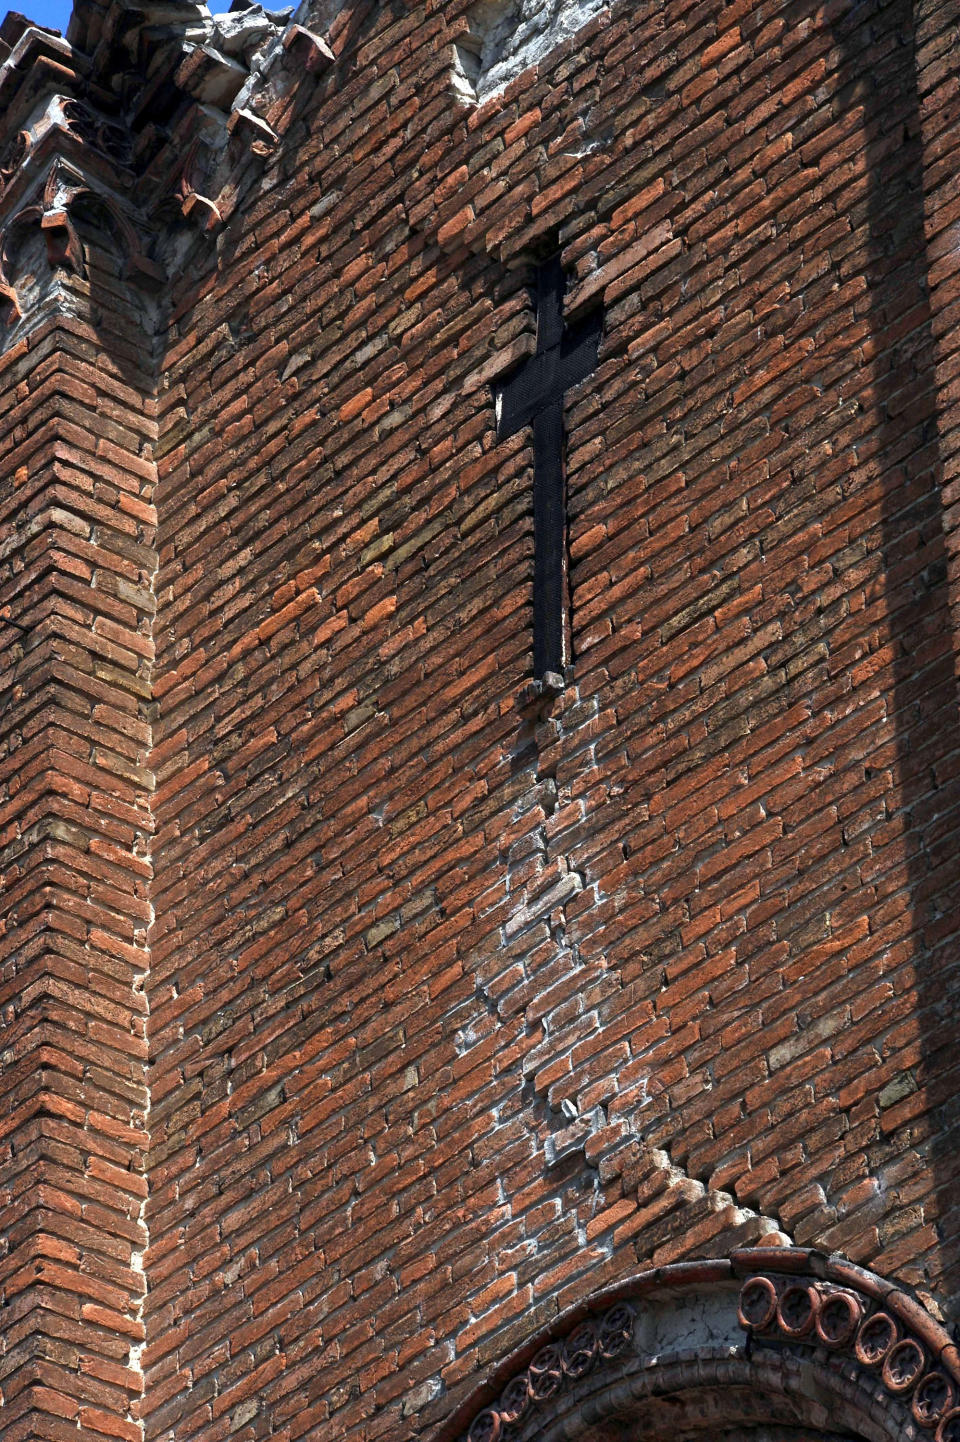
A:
434,1248,959,1442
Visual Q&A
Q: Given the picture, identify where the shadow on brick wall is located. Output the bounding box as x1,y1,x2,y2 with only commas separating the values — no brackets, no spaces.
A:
831,0,960,1315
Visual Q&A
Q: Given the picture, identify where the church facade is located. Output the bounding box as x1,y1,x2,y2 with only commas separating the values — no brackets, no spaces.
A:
0,0,959,1437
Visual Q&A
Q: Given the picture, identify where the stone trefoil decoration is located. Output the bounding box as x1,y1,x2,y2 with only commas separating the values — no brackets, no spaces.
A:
466,1302,635,1441
451,1250,960,1442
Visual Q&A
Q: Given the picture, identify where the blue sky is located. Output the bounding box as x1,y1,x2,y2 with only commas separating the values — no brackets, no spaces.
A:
5,0,73,31
4,0,234,34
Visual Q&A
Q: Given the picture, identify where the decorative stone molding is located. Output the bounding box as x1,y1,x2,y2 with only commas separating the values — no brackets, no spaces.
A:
0,151,163,321
61,98,132,167
0,130,31,195
437,1249,960,1442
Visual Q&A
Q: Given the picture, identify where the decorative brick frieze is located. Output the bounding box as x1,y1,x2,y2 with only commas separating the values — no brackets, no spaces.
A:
449,1251,960,1442
738,1274,957,1431
464,1300,635,1440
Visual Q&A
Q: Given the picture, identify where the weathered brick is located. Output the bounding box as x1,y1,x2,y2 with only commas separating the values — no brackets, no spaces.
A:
1,0,959,1439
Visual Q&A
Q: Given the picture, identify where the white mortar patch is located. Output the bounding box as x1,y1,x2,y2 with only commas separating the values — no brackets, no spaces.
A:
632,1288,743,1358
454,0,609,100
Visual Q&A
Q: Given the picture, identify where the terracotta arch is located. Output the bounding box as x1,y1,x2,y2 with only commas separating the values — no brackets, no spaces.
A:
433,1249,960,1442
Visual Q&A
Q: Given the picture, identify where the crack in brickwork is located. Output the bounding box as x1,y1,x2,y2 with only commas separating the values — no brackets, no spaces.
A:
466,677,796,1277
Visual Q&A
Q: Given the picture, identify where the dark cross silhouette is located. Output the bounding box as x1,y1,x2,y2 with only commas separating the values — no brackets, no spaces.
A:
494,254,602,679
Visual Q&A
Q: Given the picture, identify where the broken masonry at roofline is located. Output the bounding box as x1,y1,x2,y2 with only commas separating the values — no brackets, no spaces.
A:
0,0,614,328
0,0,336,322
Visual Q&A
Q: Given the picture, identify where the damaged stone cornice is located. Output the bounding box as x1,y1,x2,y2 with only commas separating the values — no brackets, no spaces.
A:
0,16,86,110
79,0,335,231
0,0,338,333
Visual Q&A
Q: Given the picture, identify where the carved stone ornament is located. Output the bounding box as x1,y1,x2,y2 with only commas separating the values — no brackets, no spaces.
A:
0,130,30,196
434,1248,960,1442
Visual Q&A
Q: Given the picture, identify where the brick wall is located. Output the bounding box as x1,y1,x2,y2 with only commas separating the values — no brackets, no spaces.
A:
0,0,959,1437
140,0,960,1436
0,253,157,1437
